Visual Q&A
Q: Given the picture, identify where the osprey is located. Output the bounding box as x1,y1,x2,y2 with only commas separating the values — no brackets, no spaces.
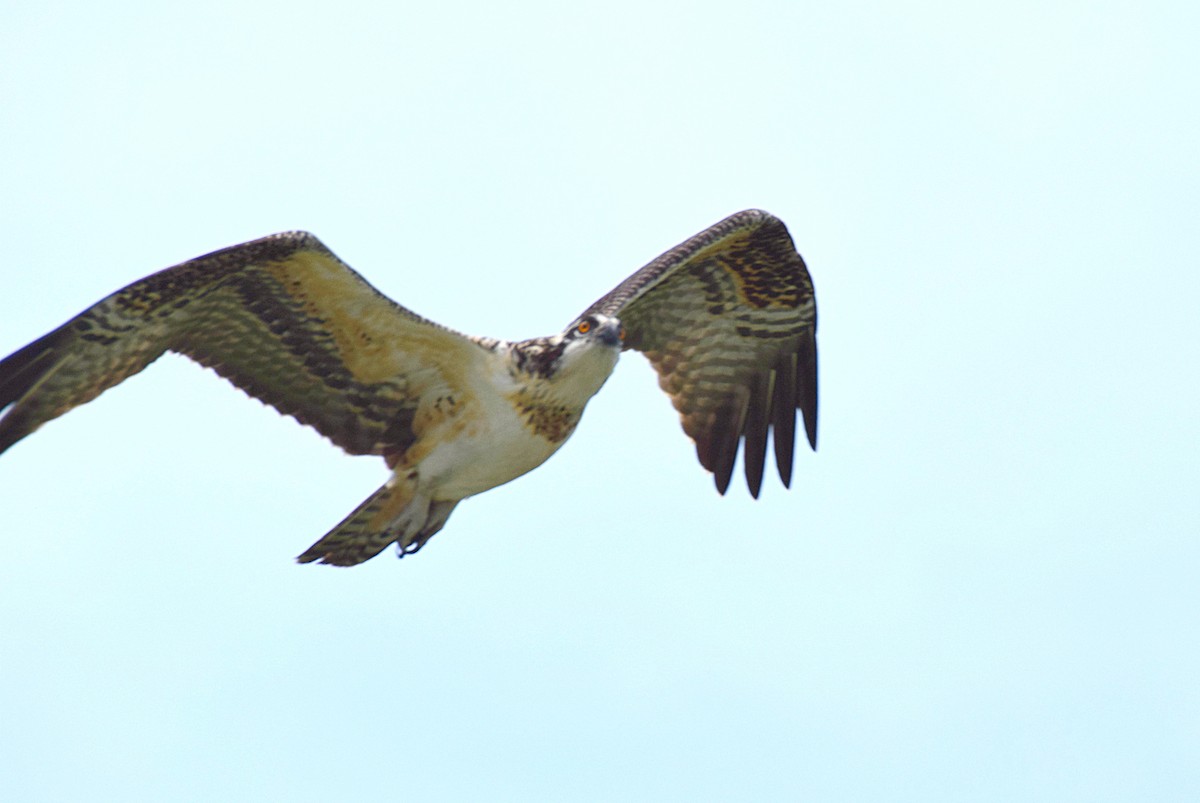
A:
0,210,817,566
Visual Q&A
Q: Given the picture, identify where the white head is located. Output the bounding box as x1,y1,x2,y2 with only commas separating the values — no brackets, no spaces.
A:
510,313,624,404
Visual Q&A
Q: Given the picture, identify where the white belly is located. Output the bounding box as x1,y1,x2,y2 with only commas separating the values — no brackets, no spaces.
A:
404,336,617,501
414,396,567,500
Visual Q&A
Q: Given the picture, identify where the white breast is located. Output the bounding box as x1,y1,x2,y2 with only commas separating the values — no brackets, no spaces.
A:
404,338,621,501
420,403,563,499
414,347,571,500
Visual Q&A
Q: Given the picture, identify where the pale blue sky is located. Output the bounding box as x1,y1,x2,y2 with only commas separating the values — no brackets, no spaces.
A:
1,2,1197,800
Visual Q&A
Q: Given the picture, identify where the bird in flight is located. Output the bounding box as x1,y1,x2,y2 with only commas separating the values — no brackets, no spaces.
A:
0,210,817,566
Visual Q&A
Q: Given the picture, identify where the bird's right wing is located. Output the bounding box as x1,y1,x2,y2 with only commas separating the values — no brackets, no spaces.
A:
0,232,490,461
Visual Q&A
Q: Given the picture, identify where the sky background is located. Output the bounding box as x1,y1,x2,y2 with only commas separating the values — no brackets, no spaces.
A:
1,1,1197,800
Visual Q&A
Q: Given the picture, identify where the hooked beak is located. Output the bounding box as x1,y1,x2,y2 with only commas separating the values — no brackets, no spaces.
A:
598,319,624,347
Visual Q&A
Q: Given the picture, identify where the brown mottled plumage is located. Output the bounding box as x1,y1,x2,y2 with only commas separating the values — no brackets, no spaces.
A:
0,209,817,565
583,210,817,495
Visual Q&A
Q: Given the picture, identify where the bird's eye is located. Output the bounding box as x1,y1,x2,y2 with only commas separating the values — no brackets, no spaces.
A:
619,326,626,341
577,320,592,335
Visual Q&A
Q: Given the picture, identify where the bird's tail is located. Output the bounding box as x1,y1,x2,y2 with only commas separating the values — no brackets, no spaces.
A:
295,475,459,567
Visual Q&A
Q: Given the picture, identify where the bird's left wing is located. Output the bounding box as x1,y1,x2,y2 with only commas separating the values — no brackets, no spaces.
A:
0,232,490,461
583,210,817,497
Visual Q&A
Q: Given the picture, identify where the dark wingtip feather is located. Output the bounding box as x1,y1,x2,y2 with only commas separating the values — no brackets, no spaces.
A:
0,329,62,408
0,327,69,456
798,334,818,451
710,406,742,496
713,440,736,495
771,353,798,488
742,372,772,499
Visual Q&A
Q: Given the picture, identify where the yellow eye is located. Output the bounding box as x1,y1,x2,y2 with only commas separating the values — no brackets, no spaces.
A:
577,320,591,334
619,326,626,341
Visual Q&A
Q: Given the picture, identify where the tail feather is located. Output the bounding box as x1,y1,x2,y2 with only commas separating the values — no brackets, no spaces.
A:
296,478,460,567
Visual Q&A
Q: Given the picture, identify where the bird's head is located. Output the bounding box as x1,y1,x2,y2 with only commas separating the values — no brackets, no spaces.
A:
510,313,624,402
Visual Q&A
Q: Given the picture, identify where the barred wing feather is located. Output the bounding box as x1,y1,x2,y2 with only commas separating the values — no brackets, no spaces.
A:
584,210,817,497
0,233,488,461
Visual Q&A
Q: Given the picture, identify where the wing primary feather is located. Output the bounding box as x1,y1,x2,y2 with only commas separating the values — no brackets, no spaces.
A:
712,393,750,495
0,329,61,409
771,352,798,488
713,429,737,494
742,370,774,498
587,209,816,496
798,333,818,451
0,326,72,455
